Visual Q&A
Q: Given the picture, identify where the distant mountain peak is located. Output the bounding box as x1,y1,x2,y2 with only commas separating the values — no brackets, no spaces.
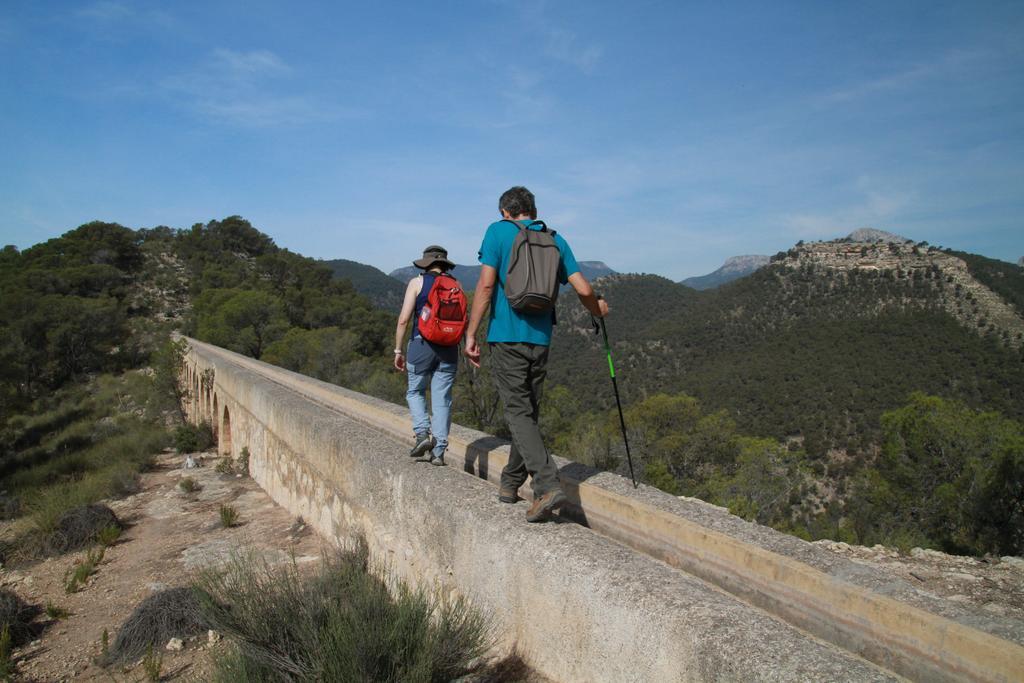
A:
721,255,770,272
846,227,908,243
681,255,769,290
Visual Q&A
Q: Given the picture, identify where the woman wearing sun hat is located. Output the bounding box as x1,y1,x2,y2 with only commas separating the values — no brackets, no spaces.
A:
393,245,460,466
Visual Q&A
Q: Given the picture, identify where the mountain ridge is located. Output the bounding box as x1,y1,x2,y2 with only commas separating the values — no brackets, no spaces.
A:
320,258,405,309
681,255,770,290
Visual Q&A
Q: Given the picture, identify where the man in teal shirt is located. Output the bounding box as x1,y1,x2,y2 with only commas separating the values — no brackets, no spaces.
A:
465,186,609,522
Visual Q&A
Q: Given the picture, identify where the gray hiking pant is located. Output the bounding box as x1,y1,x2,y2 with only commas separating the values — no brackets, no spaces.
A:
489,342,560,497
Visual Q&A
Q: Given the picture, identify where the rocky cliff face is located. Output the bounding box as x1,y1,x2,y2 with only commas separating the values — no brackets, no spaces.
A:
846,227,907,243
773,239,1024,347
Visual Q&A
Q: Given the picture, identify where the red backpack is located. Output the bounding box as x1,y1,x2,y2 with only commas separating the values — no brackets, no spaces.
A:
418,273,467,346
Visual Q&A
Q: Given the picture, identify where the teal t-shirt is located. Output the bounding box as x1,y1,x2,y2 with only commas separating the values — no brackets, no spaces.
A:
477,219,580,346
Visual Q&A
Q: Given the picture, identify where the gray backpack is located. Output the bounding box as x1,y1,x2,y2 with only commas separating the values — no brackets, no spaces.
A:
503,219,561,314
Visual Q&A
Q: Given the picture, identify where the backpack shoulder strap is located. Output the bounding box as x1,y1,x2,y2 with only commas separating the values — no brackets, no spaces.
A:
502,218,550,233
501,220,557,239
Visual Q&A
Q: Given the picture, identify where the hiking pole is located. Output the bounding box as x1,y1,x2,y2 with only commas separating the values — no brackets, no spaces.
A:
593,299,637,488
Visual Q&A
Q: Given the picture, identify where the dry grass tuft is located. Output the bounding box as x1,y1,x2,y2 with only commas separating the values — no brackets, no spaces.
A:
40,504,121,557
103,587,207,665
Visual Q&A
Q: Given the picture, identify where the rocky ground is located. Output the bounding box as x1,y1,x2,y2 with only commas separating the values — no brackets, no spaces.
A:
1,450,323,681
813,539,1024,618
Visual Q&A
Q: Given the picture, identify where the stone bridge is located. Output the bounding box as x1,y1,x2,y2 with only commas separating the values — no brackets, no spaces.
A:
182,337,1024,682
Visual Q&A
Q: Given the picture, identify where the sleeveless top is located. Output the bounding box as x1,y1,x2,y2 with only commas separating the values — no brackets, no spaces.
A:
408,273,459,366
411,273,437,340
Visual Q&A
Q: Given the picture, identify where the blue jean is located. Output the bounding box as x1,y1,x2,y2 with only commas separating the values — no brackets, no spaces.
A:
406,357,457,457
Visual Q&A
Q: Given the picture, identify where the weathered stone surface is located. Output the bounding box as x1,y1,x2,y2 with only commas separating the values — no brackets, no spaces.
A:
182,338,1024,682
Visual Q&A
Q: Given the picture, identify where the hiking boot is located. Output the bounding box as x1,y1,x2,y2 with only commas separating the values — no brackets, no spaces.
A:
429,453,445,466
498,486,520,504
409,433,435,459
525,488,567,523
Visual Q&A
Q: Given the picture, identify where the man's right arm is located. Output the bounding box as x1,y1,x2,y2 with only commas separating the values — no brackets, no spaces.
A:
568,272,609,318
464,265,497,368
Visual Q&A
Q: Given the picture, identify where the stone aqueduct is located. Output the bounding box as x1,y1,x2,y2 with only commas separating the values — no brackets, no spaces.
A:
181,337,1024,683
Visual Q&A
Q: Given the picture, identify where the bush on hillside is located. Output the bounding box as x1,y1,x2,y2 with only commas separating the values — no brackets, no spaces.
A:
174,422,215,454
849,393,1024,555
193,545,523,682
41,504,121,557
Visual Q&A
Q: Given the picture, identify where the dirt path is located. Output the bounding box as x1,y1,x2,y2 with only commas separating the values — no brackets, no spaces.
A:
2,450,323,682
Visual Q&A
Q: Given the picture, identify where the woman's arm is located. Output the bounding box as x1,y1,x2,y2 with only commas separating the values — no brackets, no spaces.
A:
393,277,421,371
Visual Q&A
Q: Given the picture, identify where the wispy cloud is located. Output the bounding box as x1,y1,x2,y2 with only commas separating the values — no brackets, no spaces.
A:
542,26,603,73
819,49,987,104
211,48,290,77
162,48,354,127
76,1,134,23
500,0,603,74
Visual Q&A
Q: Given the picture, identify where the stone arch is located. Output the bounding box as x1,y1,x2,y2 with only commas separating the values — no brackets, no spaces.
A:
220,404,232,456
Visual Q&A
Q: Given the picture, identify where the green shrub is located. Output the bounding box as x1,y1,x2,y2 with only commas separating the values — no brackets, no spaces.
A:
236,447,249,476
64,546,104,594
95,524,121,548
218,505,239,528
850,393,1024,555
142,643,163,682
194,545,509,682
174,422,215,454
45,601,70,620
178,477,200,493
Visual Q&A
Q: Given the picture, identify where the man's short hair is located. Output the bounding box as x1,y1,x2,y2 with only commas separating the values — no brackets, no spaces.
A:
499,186,537,219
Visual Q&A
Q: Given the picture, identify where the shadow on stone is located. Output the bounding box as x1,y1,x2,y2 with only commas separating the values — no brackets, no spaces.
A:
464,436,506,481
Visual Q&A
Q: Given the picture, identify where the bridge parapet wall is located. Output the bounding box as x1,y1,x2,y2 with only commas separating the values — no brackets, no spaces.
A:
182,338,1024,682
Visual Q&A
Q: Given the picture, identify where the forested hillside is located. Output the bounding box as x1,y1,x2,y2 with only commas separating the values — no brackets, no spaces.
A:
0,218,399,565
552,265,1024,454
543,241,1024,554
321,258,405,310
3,222,1021,557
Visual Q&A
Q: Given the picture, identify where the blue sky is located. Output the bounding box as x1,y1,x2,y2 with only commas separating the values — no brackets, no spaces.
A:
1,1,1022,279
